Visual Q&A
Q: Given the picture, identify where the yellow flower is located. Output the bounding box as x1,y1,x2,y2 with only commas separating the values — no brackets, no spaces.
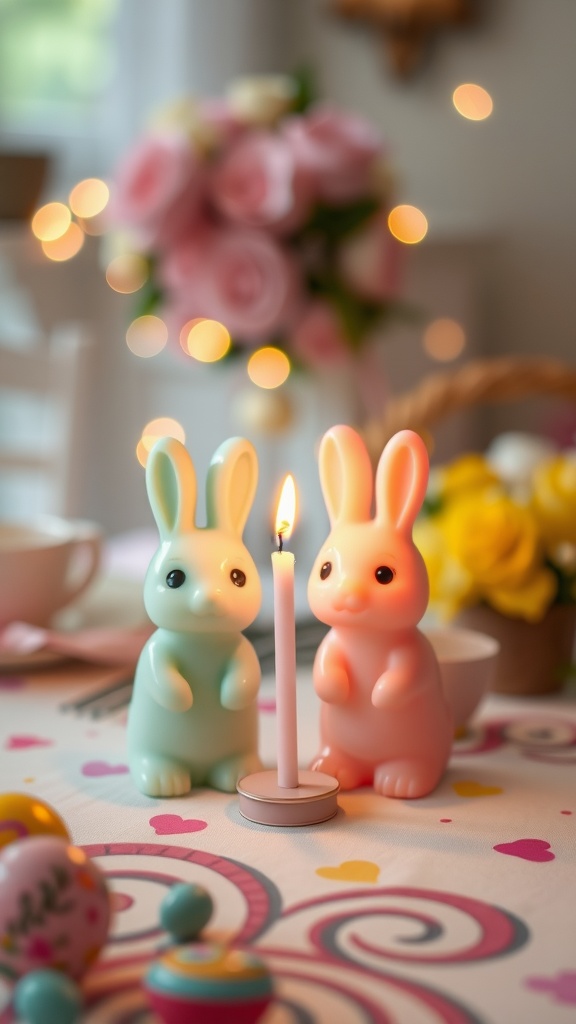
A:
442,493,556,622
445,496,536,587
226,75,297,126
150,98,220,155
440,454,501,501
487,572,558,622
413,515,477,620
532,453,576,548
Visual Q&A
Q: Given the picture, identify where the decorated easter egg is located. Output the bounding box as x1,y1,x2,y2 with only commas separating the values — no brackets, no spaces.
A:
0,793,70,849
0,836,111,981
145,943,274,1024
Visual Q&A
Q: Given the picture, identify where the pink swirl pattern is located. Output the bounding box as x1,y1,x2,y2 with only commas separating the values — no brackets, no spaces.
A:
68,844,529,1024
455,715,576,760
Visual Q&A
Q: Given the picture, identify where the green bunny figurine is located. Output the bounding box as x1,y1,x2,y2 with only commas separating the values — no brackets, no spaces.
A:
127,436,263,797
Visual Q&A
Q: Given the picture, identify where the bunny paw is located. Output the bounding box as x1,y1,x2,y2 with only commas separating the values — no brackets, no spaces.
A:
310,749,367,790
374,760,441,799
207,752,263,793
130,754,191,798
314,666,350,704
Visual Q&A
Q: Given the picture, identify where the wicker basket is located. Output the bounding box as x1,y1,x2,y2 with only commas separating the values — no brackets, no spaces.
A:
362,355,576,463
361,355,576,695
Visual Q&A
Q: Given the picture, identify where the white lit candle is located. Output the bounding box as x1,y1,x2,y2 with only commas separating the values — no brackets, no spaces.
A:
271,474,298,789
238,469,339,824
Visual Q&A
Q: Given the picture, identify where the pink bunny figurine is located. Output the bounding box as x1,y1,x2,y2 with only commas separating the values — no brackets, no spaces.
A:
307,425,453,798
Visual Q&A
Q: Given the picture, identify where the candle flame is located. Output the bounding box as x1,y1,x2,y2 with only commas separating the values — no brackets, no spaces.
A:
275,474,296,545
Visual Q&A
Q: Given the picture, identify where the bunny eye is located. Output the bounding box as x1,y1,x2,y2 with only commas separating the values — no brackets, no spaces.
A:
375,565,394,585
320,561,332,580
166,569,186,588
230,568,246,588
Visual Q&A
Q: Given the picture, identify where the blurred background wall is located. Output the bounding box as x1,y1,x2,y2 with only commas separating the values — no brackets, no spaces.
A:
1,0,575,574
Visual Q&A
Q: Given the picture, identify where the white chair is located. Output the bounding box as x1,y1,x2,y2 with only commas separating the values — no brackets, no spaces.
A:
0,325,92,519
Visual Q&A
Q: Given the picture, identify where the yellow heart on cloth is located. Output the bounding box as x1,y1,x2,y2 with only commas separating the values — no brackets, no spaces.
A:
453,780,503,798
316,860,380,884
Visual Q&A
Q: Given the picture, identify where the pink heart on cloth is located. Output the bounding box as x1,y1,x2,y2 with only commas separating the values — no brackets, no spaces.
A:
5,734,53,749
149,814,208,835
82,760,129,777
526,971,576,1005
493,838,555,862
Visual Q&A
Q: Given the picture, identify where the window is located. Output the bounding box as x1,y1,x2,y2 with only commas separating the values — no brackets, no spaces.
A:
0,0,118,129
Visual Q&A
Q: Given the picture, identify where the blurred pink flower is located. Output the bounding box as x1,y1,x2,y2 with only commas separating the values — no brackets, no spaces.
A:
338,213,405,301
292,301,352,368
210,131,312,233
283,105,382,203
167,227,302,342
107,79,404,370
110,132,203,247
159,221,212,293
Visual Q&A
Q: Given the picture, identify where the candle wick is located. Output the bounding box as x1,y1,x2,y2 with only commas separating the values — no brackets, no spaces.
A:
277,531,283,553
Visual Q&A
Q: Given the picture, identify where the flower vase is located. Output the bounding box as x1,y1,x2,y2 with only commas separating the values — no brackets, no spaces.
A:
454,603,576,696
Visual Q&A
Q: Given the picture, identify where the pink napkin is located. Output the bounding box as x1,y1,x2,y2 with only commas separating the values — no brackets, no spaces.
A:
0,621,154,667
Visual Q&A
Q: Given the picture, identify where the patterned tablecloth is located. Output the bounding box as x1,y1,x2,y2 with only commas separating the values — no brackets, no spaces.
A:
0,654,575,1024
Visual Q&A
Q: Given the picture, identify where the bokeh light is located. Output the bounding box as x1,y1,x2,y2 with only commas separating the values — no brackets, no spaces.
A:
106,254,149,294
387,205,428,244
423,317,467,362
31,202,71,242
136,417,186,467
453,83,494,121
126,315,168,358
69,178,110,218
247,346,290,389
182,318,231,362
41,222,84,261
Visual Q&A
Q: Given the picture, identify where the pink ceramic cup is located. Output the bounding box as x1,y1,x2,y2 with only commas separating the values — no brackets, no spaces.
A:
0,515,102,628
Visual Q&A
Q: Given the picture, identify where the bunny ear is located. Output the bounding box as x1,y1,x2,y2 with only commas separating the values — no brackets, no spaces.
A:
146,437,197,540
375,429,429,535
206,436,258,536
318,424,373,526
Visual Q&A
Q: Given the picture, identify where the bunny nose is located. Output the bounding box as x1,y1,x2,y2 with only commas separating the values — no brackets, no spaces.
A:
335,580,368,612
191,586,222,616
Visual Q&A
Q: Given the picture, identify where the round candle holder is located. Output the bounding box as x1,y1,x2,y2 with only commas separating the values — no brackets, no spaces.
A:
237,769,339,826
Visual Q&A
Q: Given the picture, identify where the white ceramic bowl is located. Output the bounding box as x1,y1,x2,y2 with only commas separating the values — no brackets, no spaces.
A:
425,626,500,731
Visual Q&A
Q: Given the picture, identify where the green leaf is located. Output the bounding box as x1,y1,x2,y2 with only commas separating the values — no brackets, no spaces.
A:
546,560,576,606
290,66,317,113
332,292,384,347
421,494,445,516
133,279,164,318
305,269,386,347
299,198,381,246
223,339,249,361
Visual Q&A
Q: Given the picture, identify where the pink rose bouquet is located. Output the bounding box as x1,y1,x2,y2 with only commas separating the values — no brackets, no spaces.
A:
107,72,405,370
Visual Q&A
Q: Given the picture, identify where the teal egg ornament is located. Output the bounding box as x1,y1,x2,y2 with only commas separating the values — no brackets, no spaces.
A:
13,969,82,1024
160,882,214,942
